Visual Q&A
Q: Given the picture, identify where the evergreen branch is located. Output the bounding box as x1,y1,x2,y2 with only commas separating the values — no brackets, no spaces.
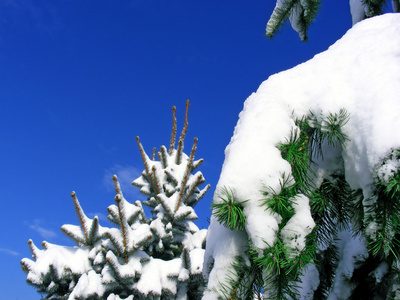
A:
20,259,31,273
106,232,124,259
87,216,100,245
105,252,123,283
46,280,59,296
367,153,400,260
112,175,123,196
266,0,322,40
136,136,158,195
176,139,184,166
115,194,129,263
126,235,152,257
134,201,148,224
27,239,41,261
62,192,105,248
169,105,177,155
107,206,122,226
253,239,301,300
294,113,321,159
322,176,352,229
150,147,156,161
350,188,365,235
182,247,191,270
159,145,168,169
60,226,86,246
173,208,194,222
283,228,317,279
362,0,386,17
191,184,211,208
155,194,174,219
151,166,161,195
262,174,296,223
126,208,141,226
299,0,322,38
278,128,312,186
309,175,357,251
42,241,49,250
175,137,197,213
266,0,299,39
313,243,339,299
219,252,264,300
212,187,247,231
183,172,205,205
164,171,179,194
176,99,190,165
369,230,400,260
385,172,400,198
309,188,338,247
394,0,400,12
70,191,89,242
192,158,204,171
320,109,350,147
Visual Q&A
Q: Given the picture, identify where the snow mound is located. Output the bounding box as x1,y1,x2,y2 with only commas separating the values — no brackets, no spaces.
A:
203,14,400,299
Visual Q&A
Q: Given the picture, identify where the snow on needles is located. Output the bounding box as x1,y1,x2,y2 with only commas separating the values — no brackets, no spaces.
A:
204,14,400,298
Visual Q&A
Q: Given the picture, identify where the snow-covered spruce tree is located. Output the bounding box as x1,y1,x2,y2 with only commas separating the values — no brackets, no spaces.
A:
265,0,400,40
20,192,107,299
21,100,210,299
203,14,400,300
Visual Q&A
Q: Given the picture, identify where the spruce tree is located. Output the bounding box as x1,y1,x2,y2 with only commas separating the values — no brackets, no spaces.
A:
21,100,210,299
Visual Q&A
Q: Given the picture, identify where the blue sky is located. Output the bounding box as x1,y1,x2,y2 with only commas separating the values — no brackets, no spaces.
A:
0,1,361,299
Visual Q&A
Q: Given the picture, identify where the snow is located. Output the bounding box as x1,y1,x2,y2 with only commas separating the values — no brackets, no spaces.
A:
298,264,320,300
288,1,305,40
21,241,91,284
136,257,182,296
69,270,105,299
107,294,134,300
376,154,400,182
189,248,205,275
371,262,389,284
204,14,400,298
350,0,366,25
327,230,368,300
202,226,248,298
280,195,315,258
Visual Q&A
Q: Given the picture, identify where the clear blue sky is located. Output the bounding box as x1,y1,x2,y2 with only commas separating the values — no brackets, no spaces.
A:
0,1,359,299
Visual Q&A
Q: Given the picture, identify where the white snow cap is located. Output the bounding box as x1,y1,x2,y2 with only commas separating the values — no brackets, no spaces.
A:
204,14,400,299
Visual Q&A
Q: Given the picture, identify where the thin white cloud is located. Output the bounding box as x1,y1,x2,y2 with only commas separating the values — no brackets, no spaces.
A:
0,247,19,256
28,219,57,240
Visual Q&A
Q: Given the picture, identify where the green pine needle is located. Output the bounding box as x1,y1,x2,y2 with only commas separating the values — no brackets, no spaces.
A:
320,109,350,147
363,0,386,17
278,129,314,192
262,174,297,223
212,187,247,231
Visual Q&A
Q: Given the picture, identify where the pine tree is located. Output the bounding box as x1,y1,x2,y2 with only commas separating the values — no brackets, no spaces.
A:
265,0,399,40
21,100,210,299
210,109,400,299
